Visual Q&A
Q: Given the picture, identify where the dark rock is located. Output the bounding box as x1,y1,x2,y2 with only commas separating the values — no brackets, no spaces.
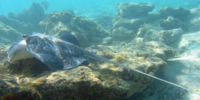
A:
117,2,154,19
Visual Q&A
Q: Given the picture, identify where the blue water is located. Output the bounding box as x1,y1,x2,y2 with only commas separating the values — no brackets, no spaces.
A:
0,0,199,17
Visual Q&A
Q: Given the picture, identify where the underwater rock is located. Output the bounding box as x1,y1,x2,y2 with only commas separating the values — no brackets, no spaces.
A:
95,14,114,30
159,7,192,22
0,15,33,35
111,3,160,42
117,2,154,19
159,28,183,47
0,74,40,100
111,18,144,41
40,11,109,47
186,7,200,32
8,2,45,25
188,17,200,32
0,2,45,35
191,7,200,17
159,7,193,31
136,24,183,48
178,31,200,52
0,45,9,66
111,27,135,41
0,21,21,43
160,16,182,30
113,18,144,31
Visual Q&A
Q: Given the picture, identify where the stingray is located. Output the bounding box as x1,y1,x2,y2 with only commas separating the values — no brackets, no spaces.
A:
7,33,199,95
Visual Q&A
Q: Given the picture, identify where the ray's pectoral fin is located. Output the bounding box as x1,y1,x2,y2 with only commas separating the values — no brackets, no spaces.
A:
54,40,88,70
25,35,63,70
62,57,88,70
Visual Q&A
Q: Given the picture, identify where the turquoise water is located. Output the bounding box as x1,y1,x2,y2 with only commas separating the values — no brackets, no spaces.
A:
0,0,199,17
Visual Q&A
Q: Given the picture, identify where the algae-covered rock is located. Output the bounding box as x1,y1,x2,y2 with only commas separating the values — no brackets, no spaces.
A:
118,2,154,19
40,11,109,47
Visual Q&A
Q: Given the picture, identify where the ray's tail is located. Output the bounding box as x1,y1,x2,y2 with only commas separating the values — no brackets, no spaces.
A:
87,51,200,95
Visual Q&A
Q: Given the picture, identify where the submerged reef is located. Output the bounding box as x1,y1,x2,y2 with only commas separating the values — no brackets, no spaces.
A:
0,1,200,100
